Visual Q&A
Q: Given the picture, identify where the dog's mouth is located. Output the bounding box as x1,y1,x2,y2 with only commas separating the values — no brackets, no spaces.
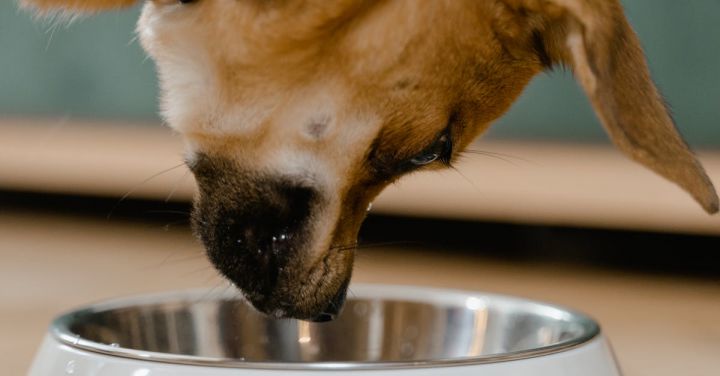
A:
210,240,354,322
244,263,353,323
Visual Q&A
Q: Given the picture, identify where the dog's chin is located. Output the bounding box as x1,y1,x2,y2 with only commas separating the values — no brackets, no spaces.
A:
238,275,352,322
246,274,352,322
209,248,354,322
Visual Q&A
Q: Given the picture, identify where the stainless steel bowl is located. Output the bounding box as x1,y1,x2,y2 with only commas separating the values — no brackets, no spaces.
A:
30,285,621,375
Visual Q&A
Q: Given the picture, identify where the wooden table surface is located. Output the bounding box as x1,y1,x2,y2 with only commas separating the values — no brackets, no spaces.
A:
1,210,718,375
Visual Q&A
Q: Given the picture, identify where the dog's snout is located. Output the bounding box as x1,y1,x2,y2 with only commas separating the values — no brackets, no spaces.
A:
192,165,353,319
189,156,356,320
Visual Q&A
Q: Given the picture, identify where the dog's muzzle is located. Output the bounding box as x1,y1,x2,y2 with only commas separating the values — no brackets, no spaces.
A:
189,156,349,320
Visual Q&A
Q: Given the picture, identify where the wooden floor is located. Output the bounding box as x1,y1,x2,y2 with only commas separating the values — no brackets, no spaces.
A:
2,210,719,375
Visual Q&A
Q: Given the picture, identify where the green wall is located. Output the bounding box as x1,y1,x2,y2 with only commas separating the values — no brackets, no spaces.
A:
1,1,718,146
0,4,156,119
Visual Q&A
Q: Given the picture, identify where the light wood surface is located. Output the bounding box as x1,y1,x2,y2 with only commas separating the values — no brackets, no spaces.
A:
1,211,718,375
1,118,719,234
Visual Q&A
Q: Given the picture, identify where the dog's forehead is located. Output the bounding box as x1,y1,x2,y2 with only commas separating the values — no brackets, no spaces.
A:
138,0,534,183
138,0,506,101
138,3,435,136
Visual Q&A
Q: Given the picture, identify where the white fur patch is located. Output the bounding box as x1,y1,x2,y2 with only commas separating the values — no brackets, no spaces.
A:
567,33,597,94
138,3,221,133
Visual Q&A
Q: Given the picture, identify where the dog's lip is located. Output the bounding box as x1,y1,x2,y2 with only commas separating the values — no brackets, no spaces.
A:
308,312,335,322
242,249,352,320
304,269,350,322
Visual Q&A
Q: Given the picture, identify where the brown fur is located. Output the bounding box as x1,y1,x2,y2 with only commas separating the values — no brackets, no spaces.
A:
22,0,718,319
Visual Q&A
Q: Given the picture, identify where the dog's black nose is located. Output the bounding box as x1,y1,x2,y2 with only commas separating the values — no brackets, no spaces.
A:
221,184,316,285
228,184,316,252
193,171,320,298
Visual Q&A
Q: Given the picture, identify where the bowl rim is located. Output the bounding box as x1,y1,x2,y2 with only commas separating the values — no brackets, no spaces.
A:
50,284,601,370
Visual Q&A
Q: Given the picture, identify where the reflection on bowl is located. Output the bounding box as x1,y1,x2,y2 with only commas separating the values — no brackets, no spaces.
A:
30,284,622,375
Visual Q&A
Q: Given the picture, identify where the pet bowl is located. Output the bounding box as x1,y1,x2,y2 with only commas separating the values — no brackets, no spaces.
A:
29,284,621,375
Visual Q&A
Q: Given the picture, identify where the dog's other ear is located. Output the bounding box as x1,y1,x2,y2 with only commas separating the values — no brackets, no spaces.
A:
507,0,718,213
21,0,140,15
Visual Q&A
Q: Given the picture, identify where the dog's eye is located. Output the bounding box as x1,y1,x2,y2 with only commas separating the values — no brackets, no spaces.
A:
367,126,454,181
410,133,452,166
178,0,196,4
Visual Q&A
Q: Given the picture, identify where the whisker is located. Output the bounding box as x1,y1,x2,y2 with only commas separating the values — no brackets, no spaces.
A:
203,273,226,287
330,240,421,252
145,209,191,216
181,265,218,280
165,170,191,203
449,165,483,195
192,280,229,305
462,148,534,165
358,240,420,249
127,33,139,47
140,251,205,270
45,24,57,51
158,219,191,232
329,243,357,252
106,162,187,219
465,148,527,160
461,150,518,165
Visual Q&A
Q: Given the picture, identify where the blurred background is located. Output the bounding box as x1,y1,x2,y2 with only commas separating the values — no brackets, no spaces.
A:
1,1,718,375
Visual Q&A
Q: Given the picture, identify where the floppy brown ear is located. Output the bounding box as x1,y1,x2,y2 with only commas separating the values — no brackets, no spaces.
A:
512,0,718,213
21,0,139,14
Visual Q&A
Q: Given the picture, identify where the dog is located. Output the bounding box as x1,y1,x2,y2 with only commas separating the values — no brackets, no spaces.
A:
23,0,718,322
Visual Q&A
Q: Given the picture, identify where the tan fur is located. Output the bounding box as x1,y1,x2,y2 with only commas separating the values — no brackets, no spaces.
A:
22,0,719,319
526,0,718,212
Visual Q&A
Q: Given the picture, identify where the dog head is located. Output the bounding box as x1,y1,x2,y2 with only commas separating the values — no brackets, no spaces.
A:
25,0,718,321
